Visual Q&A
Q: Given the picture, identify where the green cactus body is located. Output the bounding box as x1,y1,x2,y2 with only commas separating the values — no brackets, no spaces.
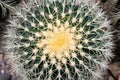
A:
4,0,113,80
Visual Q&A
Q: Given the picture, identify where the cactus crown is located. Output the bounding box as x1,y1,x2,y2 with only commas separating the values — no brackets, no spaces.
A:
4,0,113,80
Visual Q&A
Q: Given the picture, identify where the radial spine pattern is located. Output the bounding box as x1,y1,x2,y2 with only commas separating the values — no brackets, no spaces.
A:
4,0,113,80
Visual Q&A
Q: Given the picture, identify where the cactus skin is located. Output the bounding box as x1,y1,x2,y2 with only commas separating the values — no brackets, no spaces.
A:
4,0,113,80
